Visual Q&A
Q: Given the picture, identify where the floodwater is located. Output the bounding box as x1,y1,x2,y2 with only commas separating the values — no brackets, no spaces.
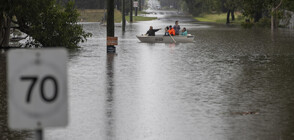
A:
1,2,294,140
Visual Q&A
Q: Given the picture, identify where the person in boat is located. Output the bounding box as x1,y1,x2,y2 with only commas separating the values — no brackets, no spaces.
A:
168,25,175,36
181,27,188,36
173,21,181,35
164,26,169,36
146,26,161,36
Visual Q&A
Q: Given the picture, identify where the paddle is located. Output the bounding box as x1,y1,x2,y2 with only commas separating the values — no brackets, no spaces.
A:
169,33,176,43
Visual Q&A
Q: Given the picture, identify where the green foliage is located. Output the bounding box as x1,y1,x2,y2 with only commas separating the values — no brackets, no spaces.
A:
241,0,293,23
160,0,182,9
241,22,254,29
195,12,244,23
1,0,91,48
180,0,237,16
281,0,294,12
255,18,271,28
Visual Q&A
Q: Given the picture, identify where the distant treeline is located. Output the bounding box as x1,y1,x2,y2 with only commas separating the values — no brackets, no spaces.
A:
59,0,145,10
59,0,106,9
160,0,294,25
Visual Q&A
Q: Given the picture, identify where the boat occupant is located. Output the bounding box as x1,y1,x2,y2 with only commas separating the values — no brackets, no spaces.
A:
173,21,181,35
168,25,175,36
146,26,161,36
181,27,188,36
164,26,170,36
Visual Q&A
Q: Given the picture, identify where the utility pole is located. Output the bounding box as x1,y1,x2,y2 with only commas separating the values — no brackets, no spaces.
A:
139,0,142,11
135,7,138,16
135,0,138,16
122,0,126,31
107,0,116,53
130,0,133,22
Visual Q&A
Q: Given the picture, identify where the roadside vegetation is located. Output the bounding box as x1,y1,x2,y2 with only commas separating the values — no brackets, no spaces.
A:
78,9,122,23
0,0,92,48
126,16,157,22
78,9,156,23
160,0,294,29
194,12,244,24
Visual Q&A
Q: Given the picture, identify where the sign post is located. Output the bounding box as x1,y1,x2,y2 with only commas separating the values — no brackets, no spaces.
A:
107,0,116,53
7,49,68,140
107,37,118,46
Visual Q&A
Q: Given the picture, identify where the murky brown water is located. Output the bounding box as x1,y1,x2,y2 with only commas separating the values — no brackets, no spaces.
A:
1,5,294,140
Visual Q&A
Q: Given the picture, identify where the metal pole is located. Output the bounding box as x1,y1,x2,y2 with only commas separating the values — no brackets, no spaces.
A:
35,129,43,140
122,0,126,31
135,7,138,16
130,0,133,22
107,0,116,53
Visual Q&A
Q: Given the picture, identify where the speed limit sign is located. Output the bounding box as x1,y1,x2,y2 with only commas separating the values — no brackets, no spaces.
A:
7,49,68,129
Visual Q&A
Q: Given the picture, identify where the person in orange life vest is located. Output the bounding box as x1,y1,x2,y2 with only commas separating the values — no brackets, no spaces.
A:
168,25,175,36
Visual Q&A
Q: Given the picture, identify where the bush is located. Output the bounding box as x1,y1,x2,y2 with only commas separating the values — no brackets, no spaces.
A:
255,18,271,28
241,22,254,28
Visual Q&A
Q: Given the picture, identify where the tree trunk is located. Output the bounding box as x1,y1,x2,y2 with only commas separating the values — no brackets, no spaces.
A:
0,14,11,47
226,10,231,24
254,11,262,23
271,0,283,30
139,0,142,11
271,8,275,30
3,17,11,47
0,13,4,46
116,0,121,10
231,9,235,21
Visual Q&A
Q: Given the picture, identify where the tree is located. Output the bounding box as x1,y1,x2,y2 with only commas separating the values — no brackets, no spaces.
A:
0,0,13,47
0,0,91,48
224,0,240,24
241,0,267,23
241,0,293,28
182,0,223,16
270,0,283,30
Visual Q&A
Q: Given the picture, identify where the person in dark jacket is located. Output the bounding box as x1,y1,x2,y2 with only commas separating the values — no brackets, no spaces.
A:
164,26,169,36
173,21,181,35
146,26,161,36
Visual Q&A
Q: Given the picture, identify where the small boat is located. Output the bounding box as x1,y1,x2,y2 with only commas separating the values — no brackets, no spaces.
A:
136,34,195,43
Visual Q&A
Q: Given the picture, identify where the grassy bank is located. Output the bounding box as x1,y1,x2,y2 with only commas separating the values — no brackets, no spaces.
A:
78,9,156,23
78,9,122,22
126,16,157,22
194,13,244,24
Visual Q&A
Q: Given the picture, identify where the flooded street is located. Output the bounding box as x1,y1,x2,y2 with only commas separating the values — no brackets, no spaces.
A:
1,1,294,139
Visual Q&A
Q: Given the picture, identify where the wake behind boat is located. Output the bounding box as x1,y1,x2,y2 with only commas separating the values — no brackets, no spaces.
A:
136,34,195,43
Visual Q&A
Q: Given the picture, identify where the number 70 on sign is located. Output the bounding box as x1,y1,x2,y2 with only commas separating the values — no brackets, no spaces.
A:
7,49,68,129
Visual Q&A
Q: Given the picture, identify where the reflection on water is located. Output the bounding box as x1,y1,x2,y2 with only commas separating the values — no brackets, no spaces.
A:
1,10,294,140
105,53,116,140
